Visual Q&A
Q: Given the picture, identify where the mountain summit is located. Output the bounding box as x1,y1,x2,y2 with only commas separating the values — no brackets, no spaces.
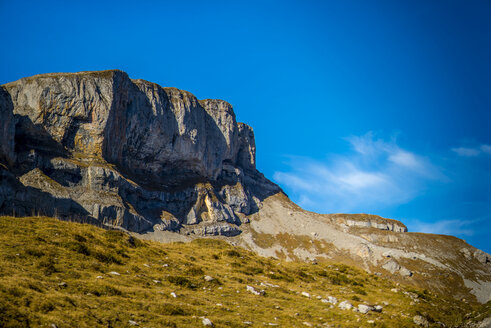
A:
0,70,489,304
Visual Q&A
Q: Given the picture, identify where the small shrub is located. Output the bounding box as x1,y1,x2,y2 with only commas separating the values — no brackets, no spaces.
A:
352,286,367,295
37,258,57,275
73,234,87,243
25,248,45,257
115,248,129,258
294,269,314,282
104,230,125,243
268,273,294,282
351,295,361,301
232,276,244,283
87,285,123,297
327,272,351,285
63,296,76,307
25,282,43,293
0,301,30,327
167,276,196,289
126,236,144,248
186,266,204,276
67,270,82,279
211,254,220,260
242,266,264,276
92,251,122,265
33,299,56,313
65,242,90,256
6,287,24,298
90,261,104,272
225,249,241,258
158,303,188,316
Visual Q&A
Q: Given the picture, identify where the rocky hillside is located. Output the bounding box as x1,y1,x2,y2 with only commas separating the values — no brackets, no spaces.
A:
1,216,489,328
0,70,490,307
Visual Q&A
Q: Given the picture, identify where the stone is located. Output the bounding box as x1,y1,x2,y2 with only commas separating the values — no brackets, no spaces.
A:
382,260,401,274
383,260,412,276
260,282,279,288
128,320,139,326
338,301,353,310
202,318,214,326
461,248,472,260
246,285,265,296
204,275,214,282
170,292,177,298
474,249,490,264
399,267,412,277
109,271,120,276
373,305,383,312
301,291,311,298
358,304,373,314
413,315,429,327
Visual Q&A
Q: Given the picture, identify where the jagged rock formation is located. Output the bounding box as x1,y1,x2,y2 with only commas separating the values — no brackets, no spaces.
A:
1,70,490,304
0,70,279,235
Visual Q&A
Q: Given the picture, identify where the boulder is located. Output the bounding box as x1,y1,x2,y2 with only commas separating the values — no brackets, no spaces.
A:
338,301,353,310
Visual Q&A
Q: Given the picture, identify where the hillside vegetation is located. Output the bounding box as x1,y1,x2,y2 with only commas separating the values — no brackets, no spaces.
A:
0,216,488,328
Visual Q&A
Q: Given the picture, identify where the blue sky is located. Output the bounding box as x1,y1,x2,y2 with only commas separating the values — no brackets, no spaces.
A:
1,0,490,252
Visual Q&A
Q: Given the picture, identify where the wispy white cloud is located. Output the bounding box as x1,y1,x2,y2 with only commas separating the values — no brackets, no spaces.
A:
452,147,480,157
451,144,491,157
408,218,477,236
273,132,443,214
389,150,421,169
480,144,491,154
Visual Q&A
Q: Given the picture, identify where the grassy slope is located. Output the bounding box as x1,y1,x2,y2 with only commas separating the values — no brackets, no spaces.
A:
0,217,488,328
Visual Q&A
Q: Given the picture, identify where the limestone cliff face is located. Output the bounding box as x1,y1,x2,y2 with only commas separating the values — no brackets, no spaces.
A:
0,70,278,234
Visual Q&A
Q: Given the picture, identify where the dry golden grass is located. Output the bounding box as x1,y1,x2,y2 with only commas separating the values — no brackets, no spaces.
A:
0,216,487,327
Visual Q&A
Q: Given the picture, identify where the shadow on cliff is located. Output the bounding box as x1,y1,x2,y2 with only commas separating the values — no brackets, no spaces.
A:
0,91,102,227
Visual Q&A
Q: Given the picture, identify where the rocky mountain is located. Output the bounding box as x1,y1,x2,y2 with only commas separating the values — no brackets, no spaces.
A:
1,70,490,306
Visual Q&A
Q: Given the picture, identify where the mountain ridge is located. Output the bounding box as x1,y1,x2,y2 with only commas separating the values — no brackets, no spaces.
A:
0,70,489,305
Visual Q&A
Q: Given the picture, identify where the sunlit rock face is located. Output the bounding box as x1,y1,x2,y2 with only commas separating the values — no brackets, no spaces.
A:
0,70,279,234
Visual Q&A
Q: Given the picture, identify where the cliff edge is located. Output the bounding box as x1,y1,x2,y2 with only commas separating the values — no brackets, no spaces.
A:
0,70,279,236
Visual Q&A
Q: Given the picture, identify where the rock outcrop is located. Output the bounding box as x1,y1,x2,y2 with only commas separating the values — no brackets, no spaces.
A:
1,70,490,304
0,70,279,235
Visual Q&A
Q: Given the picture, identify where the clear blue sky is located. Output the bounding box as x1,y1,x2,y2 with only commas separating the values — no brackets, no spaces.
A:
1,0,490,252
